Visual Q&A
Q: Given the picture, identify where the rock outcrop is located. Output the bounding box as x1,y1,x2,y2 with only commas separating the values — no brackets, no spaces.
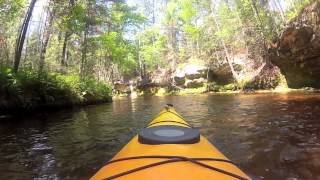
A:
183,64,207,80
137,68,171,88
269,1,320,88
114,81,130,94
173,64,208,88
136,64,210,91
210,64,234,85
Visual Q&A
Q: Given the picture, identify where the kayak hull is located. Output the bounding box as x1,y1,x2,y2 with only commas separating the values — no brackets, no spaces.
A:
91,108,249,180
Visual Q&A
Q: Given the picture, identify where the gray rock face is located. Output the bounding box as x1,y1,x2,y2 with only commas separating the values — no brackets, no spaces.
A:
174,70,186,86
138,68,171,89
210,64,234,85
150,69,170,87
269,1,320,88
183,64,207,80
173,64,208,88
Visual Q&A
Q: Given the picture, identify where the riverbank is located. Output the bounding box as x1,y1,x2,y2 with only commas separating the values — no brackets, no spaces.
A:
0,68,112,115
114,85,320,98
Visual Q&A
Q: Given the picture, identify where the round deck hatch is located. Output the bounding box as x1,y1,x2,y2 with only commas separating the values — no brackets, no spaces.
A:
153,129,185,137
138,125,200,145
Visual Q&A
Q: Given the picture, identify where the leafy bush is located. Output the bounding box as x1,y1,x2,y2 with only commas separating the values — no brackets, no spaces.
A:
0,68,112,110
55,74,112,99
206,82,237,92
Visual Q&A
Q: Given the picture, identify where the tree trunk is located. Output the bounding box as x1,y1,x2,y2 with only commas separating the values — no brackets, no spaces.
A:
24,35,29,62
39,10,54,73
0,46,2,68
138,37,145,79
14,0,37,73
210,0,239,81
250,0,267,45
4,40,10,67
60,0,75,68
0,35,10,67
61,33,70,67
168,23,176,71
80,23,89,77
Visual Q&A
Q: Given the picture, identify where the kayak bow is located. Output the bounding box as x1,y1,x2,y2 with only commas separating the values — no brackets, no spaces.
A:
91,105,250,180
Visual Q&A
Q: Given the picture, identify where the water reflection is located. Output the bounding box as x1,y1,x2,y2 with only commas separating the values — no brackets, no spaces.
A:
0,93,320,180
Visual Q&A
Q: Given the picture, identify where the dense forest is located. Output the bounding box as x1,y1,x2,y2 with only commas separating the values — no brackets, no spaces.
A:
0,0,316,110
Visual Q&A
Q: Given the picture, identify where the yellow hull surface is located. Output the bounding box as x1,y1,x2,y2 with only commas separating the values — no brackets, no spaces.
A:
91,107,250,180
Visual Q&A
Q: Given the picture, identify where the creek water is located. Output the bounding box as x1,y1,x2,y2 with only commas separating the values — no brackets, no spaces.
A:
1,93,320,180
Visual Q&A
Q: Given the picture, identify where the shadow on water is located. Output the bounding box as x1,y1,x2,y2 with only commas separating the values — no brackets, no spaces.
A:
0,92,320,180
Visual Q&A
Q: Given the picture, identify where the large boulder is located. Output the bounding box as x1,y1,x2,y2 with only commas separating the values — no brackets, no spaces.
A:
172,64,208,87
173,69,186,86
183,64,207,80
210,64,234,85
173,64,208,86
244,63,282,89
150,68,170,86
114,81,130,94
269,1,320,88
138,68,171,89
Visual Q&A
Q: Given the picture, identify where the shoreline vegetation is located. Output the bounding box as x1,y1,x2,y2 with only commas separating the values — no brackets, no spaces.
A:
114,85,320,98
0,68,112,115
1,67,318,115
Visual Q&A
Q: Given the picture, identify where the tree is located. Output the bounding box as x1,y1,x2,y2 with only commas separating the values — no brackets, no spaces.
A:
61,0,76,68
0,0,312,91
13,0,37,73
0,0,26,67
39,2,56,73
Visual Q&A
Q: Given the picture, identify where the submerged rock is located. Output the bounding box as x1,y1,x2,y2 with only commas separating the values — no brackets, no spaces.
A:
280,144,320,178
269,1,320,88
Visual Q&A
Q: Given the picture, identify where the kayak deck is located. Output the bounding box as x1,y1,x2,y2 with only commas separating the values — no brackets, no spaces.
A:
91,107,249,180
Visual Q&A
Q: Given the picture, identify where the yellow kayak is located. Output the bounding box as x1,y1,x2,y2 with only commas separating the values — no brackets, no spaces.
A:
91,105,250,180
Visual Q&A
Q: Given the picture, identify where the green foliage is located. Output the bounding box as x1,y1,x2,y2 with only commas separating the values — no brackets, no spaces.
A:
286,0,311,20
0,0,315,104
137,27,167,70
178,0,196,22
120,52,138,75
0,0,26,24
166,0,179,20
215,2,240,45
0,68,112,110
183,24,200,40
61,3,87,33
109,3,147,32
56,74,111,99
206,82,237,92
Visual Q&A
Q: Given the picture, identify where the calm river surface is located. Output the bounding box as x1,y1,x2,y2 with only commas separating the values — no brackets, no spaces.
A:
1,93,320,180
